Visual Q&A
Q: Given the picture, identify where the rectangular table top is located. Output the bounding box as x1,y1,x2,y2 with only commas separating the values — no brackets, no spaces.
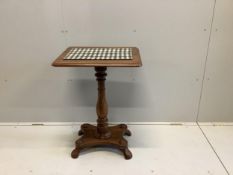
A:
52,47,142,67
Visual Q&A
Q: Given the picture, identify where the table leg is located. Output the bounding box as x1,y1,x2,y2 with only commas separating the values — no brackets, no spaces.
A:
71,67,132,160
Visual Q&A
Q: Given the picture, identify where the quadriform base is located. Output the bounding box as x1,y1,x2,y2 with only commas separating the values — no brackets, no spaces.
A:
71,123,132,160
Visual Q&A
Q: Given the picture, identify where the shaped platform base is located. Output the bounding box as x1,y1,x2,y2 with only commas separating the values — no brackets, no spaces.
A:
71,123,132,160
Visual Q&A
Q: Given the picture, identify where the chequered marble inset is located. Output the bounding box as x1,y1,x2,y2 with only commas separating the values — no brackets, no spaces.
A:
64,47,133,60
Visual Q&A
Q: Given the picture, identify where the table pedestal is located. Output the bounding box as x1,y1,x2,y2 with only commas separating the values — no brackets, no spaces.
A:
71,67,132,160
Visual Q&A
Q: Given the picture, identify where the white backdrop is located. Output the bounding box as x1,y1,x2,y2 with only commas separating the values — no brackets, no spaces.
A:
0,0,232,122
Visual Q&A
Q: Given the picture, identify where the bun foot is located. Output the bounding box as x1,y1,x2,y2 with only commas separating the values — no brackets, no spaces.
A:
71,148,80,159
122,148,132,160
124,129,132,136
78,130,84,136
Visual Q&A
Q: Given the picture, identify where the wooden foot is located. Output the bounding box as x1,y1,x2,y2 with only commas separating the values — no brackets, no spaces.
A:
119,124,132,136
121,147,132,160
71,147,80,158
71,123,132,160
124,129,132,136
78,129,84,136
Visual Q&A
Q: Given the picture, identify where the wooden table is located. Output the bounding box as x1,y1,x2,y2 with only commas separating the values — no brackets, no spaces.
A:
52,47,142,159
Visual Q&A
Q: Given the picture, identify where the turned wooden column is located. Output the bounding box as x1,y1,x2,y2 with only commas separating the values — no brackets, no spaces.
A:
95,67,111,139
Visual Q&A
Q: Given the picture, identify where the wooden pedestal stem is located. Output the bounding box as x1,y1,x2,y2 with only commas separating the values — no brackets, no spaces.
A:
95,67,111,139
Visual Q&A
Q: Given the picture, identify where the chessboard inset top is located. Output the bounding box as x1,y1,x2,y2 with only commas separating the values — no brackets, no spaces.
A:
64,47,133,60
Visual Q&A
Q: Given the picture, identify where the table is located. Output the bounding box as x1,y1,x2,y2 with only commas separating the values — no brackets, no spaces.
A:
52,47,142,159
